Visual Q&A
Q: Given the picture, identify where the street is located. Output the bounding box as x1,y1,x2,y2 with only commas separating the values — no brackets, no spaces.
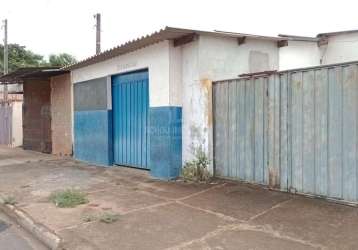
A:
0,212,47,250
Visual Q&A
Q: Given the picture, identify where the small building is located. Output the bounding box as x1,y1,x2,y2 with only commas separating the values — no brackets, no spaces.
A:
66,27,287,180
278,29,358,70
65,27,358,180
317,30,358,64
0,67,72,155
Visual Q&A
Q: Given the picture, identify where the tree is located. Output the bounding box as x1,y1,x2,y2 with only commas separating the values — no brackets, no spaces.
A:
0,44,77,74
0,43,46,73
48,53,77,67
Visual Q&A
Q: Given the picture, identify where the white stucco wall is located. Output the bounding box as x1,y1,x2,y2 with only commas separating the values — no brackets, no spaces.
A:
278,33,358,70
321,33,358,64
181,35,279,171
279,41,321,70
181,39,200,167
71,41,171,107
199,35,279,80
169,42,183,107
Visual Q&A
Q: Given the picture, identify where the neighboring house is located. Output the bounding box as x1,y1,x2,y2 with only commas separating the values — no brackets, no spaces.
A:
0,67,72,155
0,83,23,95
0,84,23,147
279,30,358,70
0,97,23,148
317,30,358,64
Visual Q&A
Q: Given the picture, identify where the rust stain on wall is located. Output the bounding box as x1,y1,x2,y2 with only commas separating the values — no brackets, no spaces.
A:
200,78,213,127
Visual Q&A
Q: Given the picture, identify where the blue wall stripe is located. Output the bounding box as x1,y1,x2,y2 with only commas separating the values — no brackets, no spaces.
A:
149,107,182,180
74,110,113,166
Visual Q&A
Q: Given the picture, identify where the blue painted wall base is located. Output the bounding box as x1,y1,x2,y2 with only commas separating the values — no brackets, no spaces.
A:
74,110,113,166
149,107,182,180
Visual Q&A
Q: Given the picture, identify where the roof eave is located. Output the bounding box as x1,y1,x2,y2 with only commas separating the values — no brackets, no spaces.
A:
317,29,358,37
65,26,285,71
0,67,69,84
278,34,319,42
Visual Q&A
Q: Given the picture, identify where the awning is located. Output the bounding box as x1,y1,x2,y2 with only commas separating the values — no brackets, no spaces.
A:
0,67,69,84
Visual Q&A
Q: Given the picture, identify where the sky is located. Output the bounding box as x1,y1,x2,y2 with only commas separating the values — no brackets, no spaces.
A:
1,0,358,61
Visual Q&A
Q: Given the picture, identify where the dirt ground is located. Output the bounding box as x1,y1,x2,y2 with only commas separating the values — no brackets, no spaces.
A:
0,146,357,250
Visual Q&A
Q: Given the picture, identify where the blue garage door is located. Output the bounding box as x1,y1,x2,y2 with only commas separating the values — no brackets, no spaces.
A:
112,70,149,169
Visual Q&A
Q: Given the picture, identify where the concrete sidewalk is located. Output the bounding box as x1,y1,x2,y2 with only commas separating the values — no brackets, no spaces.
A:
0,146,357,249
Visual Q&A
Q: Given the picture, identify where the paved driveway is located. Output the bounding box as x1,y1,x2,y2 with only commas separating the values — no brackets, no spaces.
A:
0,146,357,250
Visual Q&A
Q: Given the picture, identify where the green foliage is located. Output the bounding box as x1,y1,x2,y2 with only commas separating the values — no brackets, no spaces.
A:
99,212,120,224
182,146,211,182
49,189,88,208
0,44,45,72
2,196,16,205
82,214,97,223
48,53,77,67
81,212,121,224
0,43,77,74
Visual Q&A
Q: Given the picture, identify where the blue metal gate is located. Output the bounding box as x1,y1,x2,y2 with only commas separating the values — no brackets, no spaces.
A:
112,70,149,169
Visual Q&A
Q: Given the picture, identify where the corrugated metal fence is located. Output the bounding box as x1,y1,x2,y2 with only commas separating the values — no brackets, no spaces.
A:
0,103,12,145
213,62,358,203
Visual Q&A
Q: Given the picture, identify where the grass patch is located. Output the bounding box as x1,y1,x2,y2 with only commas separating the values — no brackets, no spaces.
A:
2,196,16,205
82,214,97,223
99,212,120,224
81,212,121,224
49,189,88,208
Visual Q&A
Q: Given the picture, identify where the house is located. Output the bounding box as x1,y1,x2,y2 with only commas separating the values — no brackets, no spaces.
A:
2,26,358,183
64,27,358,180
66,27,288,180
0,67,72,155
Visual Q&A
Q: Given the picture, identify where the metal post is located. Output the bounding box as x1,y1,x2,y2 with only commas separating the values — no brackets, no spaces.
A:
3,19,8,102
94,13,101,54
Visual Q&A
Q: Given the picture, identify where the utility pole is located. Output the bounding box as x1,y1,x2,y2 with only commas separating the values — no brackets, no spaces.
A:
3,19,8,101
94,13,101,54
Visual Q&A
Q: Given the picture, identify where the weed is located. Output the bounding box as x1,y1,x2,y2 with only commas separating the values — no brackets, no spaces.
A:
82,214,97,223
2,196,16,205
99,212,120,224
182,146,211,182
49,189,88,208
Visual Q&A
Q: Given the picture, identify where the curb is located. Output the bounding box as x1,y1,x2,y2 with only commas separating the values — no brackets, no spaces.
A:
0,202,63,249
